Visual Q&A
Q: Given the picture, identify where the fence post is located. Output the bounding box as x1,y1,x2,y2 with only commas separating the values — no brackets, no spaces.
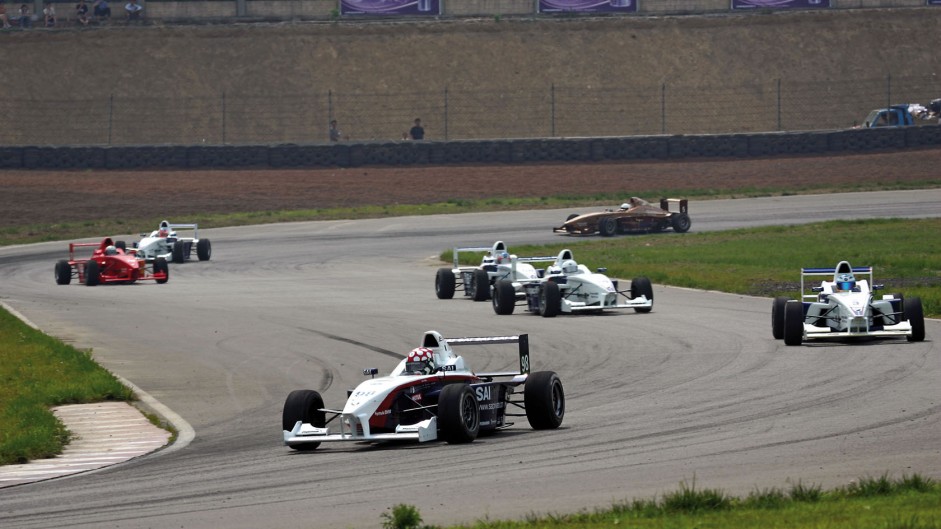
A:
886,73,892,109
444,86,449,141
660,83,666,134
776,78,782,131
108,94,114,145
551,83,556,137
222,92,227,145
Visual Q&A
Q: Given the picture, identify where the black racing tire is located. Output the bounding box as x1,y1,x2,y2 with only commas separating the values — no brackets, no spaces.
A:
904,297,925,342
435,268,456,299
539,281,561,318
171,242,186,264
196,239,212,261
524,371,565,430
438,384,479,444
598,216,618,237
671,212,692,233
783,301,804,346
492,280,516,315
55,260,72,285
114,240,127,252
282,389,326,451
771,296,789,339
84,260,100,286
470,268,491,301
631,277,654,313
565,213,580,222
153,257,169,284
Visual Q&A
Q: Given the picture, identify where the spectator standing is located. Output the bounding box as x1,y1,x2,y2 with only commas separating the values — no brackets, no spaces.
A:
75,0,89,25
92,0,110,21
409,118,425,140
18,3,31,27
328,120,342,142
0,1,12,28
124,0,141,21
42,2,55,26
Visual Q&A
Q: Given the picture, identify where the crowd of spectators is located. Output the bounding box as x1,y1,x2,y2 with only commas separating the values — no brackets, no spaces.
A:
0,0,142,28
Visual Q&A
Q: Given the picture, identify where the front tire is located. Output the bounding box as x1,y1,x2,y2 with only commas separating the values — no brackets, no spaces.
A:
631,277,654,313
84,260,100,286
540,281,561,318
438,384,479,444
904,297,925,342
171,242,186,264
492,280,516,315
55,260,72,285
783,301,804,346
598,216,617,237
435,268,456,299
196,239,212,261
282,389,326,451
525,371,565,430
771,296,789,339
470,269,491,301
153,257,169,284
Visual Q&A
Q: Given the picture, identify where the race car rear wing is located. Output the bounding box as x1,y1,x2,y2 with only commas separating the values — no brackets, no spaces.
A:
800,265,874,301
445,334,530,378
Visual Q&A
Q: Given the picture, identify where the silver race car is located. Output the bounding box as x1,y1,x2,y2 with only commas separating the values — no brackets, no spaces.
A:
434,241,546,301
772,261,925,346
130,220,212,264
282,331,564,450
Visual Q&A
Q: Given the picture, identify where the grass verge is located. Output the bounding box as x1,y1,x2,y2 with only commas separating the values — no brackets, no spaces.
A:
445,217,941,317
0,306,134,465
382,474,940,529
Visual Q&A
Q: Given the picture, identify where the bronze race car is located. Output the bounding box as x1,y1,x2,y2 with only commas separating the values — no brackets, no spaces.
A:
553,197,691,236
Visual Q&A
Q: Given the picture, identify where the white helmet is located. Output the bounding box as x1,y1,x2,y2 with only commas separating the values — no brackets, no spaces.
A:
561,259,578,274
104,245,117,255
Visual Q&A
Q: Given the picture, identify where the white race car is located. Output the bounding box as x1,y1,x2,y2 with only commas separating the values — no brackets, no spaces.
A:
434,241,546,302
130,220,211,264
282,331,564,450
772,261,925,346
491,249,654,317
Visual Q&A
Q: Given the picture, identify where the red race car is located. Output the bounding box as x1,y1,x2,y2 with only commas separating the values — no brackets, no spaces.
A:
55,238,169,286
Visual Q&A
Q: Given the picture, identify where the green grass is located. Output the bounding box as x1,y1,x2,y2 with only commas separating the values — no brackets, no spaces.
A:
381,475,941,529
445,218,941,317
0,307,134,465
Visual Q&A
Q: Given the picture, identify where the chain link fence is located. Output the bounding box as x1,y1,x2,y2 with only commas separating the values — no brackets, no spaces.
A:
2,74,939,146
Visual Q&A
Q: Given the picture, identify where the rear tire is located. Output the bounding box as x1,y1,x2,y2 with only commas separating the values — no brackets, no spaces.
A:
84,260,100,286
282,390,325,451
540,281,561,318
492,280,516,315
631,277,654,313
771,296,789,339
435,268,455,299
525,371,565,430
671,212,692,233
153,257,169,284
438,384,479,444
599,216,617,237
783,301,804,346
196,239,212,261
55,260,72,285
470,269,491,301
171,242,185,264
904,297,925,342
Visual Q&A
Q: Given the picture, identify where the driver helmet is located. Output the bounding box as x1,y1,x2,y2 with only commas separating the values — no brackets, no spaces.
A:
104,245,117,255
619,202,631,210
835,273,856,292
561,259,578,274
496,251,510,264
158,229,169,237
405,347,436,375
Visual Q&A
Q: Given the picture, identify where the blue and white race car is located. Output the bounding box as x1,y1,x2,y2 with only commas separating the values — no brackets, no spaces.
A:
434,241,544,302
282,331,564,450
772,261,925,345
130,220,211,264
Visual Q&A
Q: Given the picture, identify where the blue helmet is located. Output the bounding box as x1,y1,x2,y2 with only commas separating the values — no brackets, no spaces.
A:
836,273,856,292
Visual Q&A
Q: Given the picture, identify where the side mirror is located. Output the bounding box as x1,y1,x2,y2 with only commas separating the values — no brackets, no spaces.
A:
597,267,607,274
873,284,884,290
812,286,824,293
363,368,379,378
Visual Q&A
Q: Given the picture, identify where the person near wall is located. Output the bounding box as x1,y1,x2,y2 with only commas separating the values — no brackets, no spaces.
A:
18,3,31,27
124,0,142,21
42,2,55,26
328,120,342,142
409,118,425,140
92,0,110,21
75,0,89,25
0,1,12,28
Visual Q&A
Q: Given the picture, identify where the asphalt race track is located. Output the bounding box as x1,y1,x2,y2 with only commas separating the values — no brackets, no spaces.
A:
1,190,939,529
